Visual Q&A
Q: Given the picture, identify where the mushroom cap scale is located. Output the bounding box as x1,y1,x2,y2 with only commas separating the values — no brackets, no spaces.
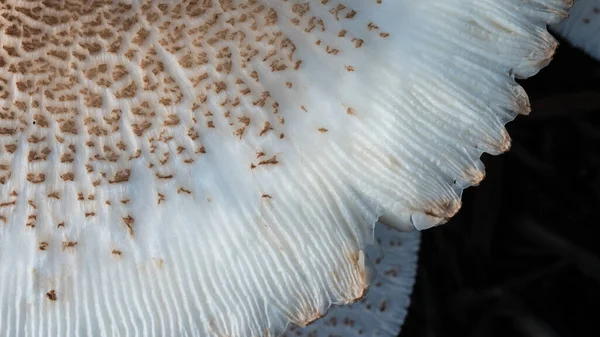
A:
0,0,568,336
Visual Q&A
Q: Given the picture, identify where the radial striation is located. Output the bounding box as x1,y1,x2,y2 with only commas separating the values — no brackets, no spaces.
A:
282,225,420,337
0,0,569,336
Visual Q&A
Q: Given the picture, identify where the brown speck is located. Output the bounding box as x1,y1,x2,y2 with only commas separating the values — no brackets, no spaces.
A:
318,128,328,133
27,173,45,183
109,169,131,184
259,122,273,136
368,22,379,31
39,242,49,251
46,290,57,301
258,155,279,166
123,215,135,236
325,46,340,55
62,241,78,251
0,201,16,208
26,215,36,228
238,116,251,126
177,187,192,194
5,144,17,153
61,172,75,181
112,249,122,256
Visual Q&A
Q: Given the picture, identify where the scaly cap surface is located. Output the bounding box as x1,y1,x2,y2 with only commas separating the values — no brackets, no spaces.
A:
0,0,569,335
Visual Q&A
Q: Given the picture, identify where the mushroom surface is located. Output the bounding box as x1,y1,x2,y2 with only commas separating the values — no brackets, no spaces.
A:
552,0,600,60
283,225,420,337
0,0,569,336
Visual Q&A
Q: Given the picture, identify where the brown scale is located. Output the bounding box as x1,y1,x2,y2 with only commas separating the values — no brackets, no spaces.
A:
0,0,379,246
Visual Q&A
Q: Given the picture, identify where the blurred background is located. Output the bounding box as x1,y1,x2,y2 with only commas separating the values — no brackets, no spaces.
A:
400,37,600,337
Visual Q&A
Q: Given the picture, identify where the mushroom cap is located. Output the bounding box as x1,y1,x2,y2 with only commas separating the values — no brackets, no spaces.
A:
552,0,600,60
283,224,420,337
0,0,568,336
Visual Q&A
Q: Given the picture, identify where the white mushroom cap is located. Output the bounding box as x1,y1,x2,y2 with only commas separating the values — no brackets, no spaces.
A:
0,0,568,336
282,224,420,337
552,0,600,60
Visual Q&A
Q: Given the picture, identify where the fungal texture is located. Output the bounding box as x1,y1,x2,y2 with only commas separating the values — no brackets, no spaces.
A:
283,225,420,337
0,0,568,336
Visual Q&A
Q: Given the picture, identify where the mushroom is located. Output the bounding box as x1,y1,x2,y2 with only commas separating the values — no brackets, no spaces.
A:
0,0,569,336
552,0,600,60
282,225,420,337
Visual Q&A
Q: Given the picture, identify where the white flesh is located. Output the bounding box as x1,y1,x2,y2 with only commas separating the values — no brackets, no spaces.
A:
0,1,569,336
283,224,420,337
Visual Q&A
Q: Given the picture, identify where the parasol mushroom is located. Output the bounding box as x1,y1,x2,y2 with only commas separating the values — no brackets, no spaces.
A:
0,0,570,336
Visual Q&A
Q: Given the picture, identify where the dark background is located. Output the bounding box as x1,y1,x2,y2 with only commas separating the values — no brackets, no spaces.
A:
400,38,600,337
